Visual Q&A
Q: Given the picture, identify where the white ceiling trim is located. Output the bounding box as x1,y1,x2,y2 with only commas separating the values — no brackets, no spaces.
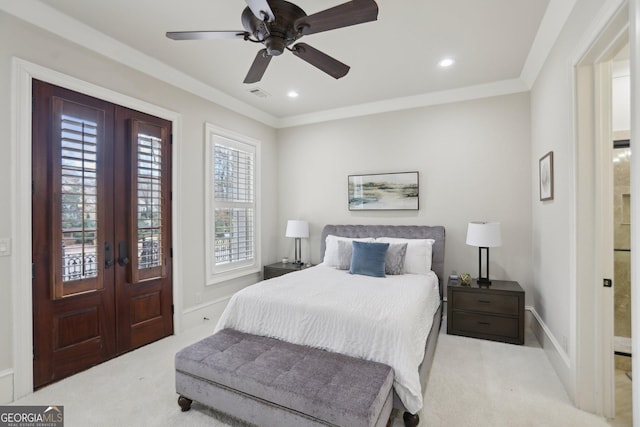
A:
276,78,529,128
2,0,565,129
520,0,578,88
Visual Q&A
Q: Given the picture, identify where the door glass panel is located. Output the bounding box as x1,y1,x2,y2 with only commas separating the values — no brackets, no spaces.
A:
137,133,163,269
51,97,105,299
131,120,167,282
61,114,99,282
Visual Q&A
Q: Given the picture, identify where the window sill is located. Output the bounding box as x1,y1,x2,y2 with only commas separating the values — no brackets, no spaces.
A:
207,265,261,286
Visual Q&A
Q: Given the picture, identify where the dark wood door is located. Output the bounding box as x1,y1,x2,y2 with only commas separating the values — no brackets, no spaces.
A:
32,80,173,388
113,108,173,353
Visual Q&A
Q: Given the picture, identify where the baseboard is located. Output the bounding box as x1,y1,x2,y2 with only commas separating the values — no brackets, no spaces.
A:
0,369,13,404
526,306,573,397
181,296,232,331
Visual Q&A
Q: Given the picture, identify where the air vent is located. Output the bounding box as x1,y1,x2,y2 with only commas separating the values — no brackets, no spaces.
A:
248,88,270,98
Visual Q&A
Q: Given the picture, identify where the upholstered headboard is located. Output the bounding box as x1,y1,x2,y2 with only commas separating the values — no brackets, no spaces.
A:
320,225,446,299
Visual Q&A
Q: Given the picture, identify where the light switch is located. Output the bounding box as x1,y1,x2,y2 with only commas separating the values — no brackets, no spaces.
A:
0,238,11,256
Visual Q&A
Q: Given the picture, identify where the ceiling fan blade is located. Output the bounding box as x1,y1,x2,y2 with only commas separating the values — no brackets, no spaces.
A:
294,0,378,36
245,0,276,22
166,31,248,40
244,49,272,83
291,43,350,79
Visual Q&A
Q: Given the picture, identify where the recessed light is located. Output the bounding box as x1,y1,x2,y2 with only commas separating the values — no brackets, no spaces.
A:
287,90,299,98
438,58,455,68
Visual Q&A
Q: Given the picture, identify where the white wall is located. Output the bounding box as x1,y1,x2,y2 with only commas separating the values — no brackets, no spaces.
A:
612,62,630,132
530,0,620,405
0,11,278,402
275,93,533,300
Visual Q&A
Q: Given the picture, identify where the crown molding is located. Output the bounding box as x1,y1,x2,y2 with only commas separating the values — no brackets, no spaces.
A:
275,78,529,128
520,0,578,88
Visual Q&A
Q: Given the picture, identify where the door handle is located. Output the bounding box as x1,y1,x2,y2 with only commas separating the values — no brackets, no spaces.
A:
118,241,130,266
105,242,115,268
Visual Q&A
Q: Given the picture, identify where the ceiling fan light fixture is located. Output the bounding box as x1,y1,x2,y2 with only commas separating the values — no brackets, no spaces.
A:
265,36,287,56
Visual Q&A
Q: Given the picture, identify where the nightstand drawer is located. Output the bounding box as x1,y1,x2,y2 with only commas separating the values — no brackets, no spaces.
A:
450,291,519,315
264,269,289,280
450,311,520,339
263,263,310,280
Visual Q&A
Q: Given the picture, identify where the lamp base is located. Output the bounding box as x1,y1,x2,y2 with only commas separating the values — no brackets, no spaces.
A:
476,247,492,287
476,278,492,287
292,238,303,268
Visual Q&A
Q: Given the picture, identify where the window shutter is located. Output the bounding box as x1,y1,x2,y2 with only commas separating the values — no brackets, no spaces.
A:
205,125,260,284
213,142,255,266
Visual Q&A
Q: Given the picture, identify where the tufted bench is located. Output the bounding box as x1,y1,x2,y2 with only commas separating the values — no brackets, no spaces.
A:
175,328,394,427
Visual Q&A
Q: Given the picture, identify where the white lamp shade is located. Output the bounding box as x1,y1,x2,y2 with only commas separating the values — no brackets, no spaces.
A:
285,220,309,238
466,221,502,247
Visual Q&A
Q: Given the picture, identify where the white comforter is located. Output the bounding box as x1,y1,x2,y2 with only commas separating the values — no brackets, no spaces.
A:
215,264,441,414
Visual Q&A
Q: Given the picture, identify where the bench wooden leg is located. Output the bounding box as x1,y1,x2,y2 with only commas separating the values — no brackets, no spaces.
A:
178,395,193,412
403,411,419,427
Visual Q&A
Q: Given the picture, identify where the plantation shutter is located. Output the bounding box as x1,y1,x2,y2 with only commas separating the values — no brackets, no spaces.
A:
212,137,256,271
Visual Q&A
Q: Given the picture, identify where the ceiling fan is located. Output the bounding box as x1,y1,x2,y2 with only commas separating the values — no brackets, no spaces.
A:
166,0,379,84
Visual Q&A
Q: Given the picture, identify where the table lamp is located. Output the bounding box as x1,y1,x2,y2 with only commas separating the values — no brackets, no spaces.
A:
466,221,502,285
286,220,309,266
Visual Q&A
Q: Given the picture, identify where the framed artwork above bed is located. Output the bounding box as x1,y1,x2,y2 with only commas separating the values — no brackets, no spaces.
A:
348,171,419,210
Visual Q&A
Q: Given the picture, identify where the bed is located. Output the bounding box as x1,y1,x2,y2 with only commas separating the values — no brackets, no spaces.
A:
215,224,445,425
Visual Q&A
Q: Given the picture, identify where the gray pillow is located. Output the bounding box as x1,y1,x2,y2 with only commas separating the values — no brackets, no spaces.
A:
336,239,353,270
385,243,408,275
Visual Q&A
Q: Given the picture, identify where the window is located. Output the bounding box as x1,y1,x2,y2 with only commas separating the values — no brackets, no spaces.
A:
205,123,261,284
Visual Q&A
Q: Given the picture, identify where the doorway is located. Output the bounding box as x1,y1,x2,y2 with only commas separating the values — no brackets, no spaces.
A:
572,1,630,419
31,80,174,388
611,55,633,426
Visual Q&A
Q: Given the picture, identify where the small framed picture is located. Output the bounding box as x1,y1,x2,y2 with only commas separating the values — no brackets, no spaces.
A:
539,151,554,201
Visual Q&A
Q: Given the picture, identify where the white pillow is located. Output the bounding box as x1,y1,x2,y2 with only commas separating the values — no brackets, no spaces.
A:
323,235,374,267
375,237,435,274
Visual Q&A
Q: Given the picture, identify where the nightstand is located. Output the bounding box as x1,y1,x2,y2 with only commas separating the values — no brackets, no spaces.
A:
263,262,310,280
447,278,524,345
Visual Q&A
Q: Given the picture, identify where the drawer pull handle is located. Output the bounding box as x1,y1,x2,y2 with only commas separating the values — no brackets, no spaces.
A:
478,300,492,304
477,321,491,326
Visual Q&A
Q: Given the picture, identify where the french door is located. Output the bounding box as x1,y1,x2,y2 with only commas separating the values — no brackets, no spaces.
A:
32,80,173,388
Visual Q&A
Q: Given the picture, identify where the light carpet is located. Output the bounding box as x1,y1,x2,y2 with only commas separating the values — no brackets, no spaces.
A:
13,318,611,427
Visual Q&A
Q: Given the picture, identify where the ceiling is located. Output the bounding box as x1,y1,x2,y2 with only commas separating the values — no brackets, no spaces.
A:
15,0,553,125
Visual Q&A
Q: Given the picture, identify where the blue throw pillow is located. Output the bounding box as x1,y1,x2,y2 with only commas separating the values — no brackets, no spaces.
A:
349,241,390,278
